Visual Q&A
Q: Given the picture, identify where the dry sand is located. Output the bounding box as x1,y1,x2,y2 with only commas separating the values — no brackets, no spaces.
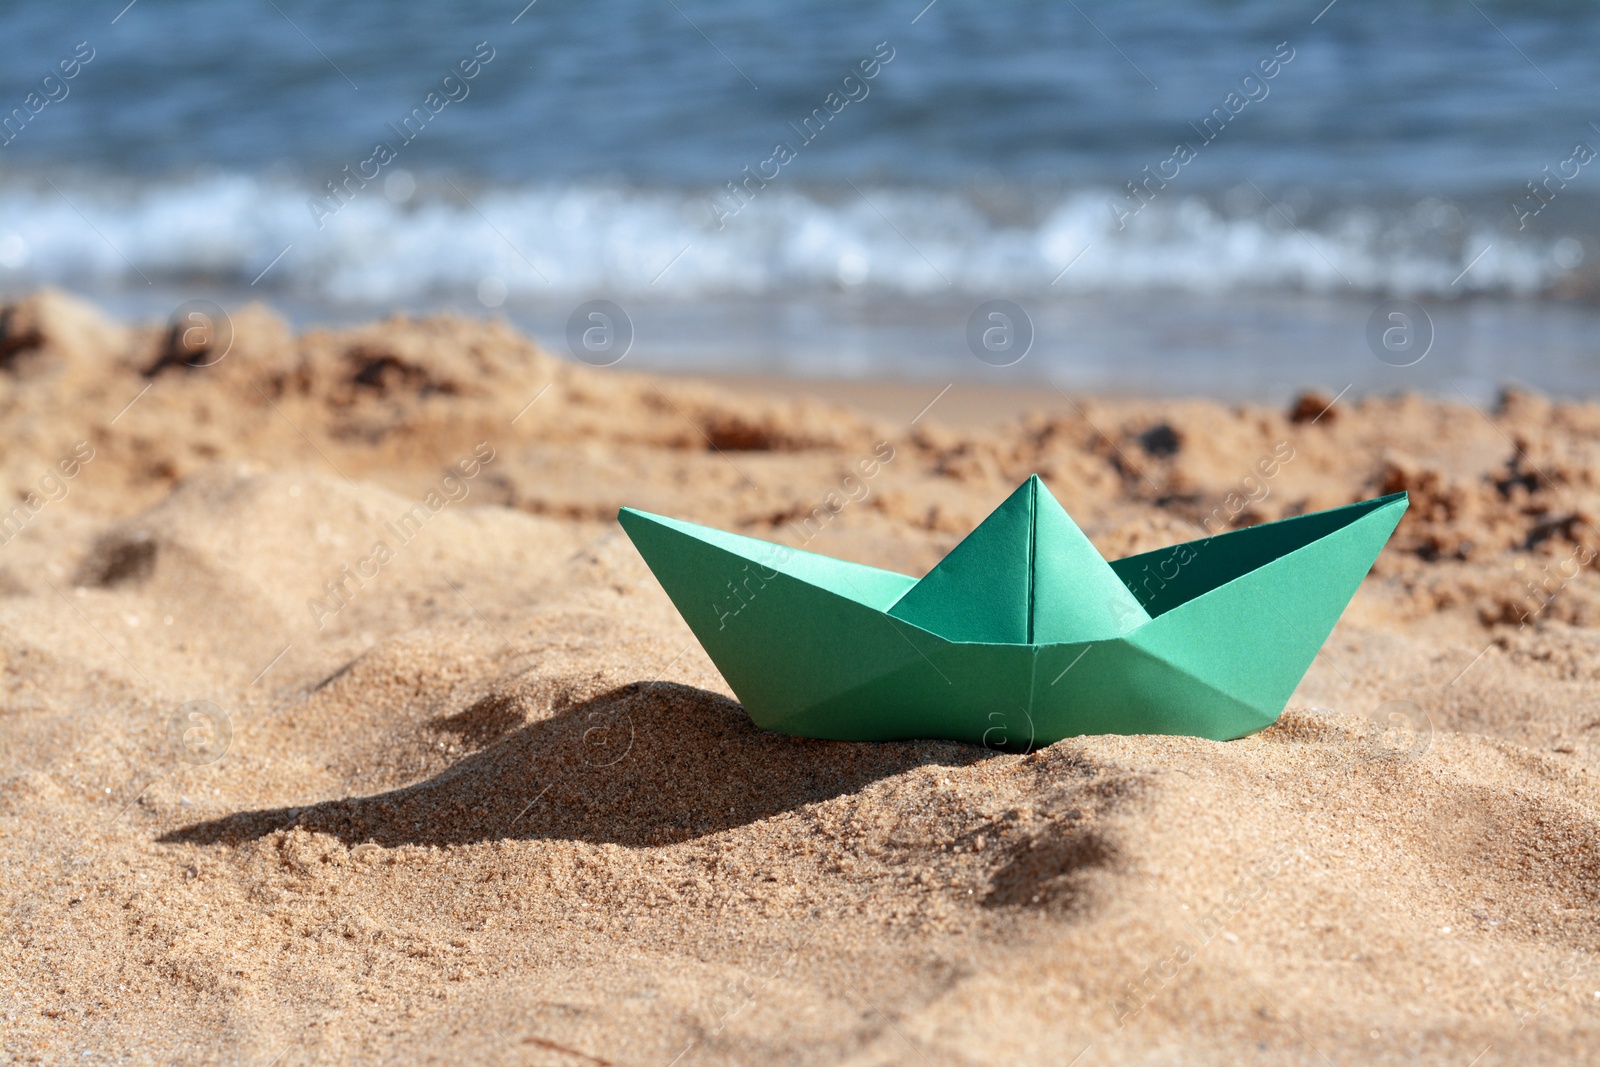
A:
3,290,1600,1065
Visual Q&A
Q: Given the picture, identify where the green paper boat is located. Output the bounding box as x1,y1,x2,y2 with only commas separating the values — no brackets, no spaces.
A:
618,476,1407,748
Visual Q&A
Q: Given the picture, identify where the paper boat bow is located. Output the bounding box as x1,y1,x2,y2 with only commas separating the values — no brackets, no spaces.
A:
619,476,1406,746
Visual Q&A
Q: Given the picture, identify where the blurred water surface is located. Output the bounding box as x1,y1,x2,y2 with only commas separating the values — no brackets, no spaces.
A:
2,0,1598,396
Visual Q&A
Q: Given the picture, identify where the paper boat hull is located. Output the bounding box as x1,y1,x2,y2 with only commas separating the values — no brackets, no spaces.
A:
618,491,1406,746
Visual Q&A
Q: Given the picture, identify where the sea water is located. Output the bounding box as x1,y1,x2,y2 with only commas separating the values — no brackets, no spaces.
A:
2,0,1598,398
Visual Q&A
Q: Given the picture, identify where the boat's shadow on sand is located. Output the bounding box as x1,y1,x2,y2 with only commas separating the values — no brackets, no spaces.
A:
161,682,993,850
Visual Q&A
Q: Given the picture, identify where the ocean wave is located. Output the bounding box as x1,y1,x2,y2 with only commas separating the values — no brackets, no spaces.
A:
0,172,1581,304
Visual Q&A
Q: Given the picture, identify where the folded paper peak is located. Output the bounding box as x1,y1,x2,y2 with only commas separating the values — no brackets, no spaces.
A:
618,476,1407,747
886,475,1151,645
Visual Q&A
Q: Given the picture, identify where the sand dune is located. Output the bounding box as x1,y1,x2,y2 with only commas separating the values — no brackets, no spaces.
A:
4,291,1600,1064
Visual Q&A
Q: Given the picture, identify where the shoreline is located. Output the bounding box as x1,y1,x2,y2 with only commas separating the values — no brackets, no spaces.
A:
14,283,1600,406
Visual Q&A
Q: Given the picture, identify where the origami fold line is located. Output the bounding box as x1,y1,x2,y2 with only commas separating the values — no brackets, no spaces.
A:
619,476,1407,747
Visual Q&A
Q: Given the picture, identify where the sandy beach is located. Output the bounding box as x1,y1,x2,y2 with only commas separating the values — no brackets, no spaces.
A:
5,290,1600,1065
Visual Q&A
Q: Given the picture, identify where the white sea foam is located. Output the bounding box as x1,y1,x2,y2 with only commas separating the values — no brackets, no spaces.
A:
0,173,1575,304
